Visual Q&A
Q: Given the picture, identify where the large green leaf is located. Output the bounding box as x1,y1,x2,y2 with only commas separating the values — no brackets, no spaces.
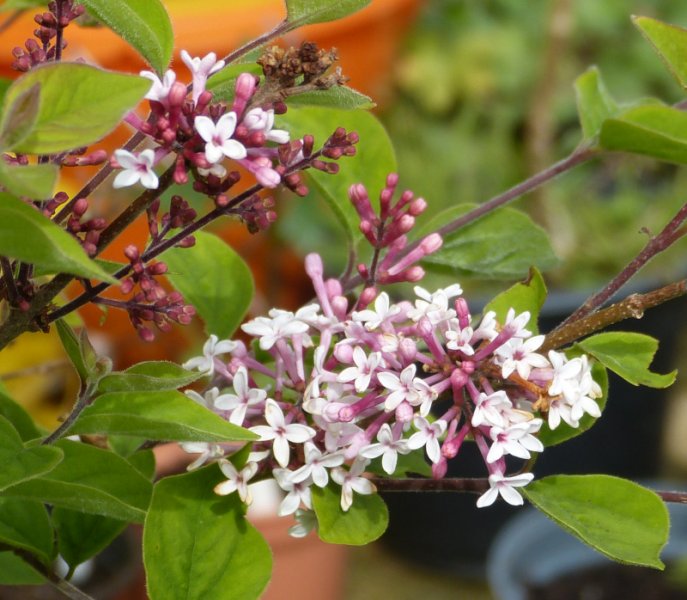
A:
419,204,558,280
574,66,618,140
599,103,687,164
524,475,669,568
537,357,609,447
0,193,117,282
53,508,127,572
285,0,370,26
66,390,257,443
0,62,150,154
634,16,687,90
0,162,58,199
312,484,388,545
0,415,63,492
163,231,254,339
0,498,54,564
578,331,676,388
0,390,43,442
4,440,152,522
483,268,547,334
279,107,396,248
143,465,272,600
97,361,202,393
0,552,45,585
78,0,173,75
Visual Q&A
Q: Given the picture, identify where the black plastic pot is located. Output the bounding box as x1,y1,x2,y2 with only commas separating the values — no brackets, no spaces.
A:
381,287,687,576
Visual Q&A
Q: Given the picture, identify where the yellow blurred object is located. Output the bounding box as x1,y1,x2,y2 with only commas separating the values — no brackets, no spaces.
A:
0,329,80,429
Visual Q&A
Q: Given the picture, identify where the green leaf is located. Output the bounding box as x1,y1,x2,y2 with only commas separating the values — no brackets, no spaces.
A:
55,319,90,383
206,63,263,103
538,357,609,446
0,193,116,282
578,331,676,388
633,16,687,90
0,162,58,199
53,508,126,571
483,268,547,334
143,465,272,600
108,434,148,458
0,552,46,585
66,390,257,443
0,415,63,492
419,205,558,280
0,62,150,154
128,449,156,480
599,103,687,164
285,0,371,26
312,484,388,545
77,0,173,74
0,498,54,564
574,66,618,140
97,361,202,393
0,82,40,150
5,439,151,522
524,475,669,568
163,231,254,339
0,390,43,442
287,86,375,110
279,107,396,248
0,0,46,10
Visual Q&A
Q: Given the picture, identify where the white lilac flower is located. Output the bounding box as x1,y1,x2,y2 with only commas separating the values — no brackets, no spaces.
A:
331,459,376,512
112,149,159,189
494,335,549,380
181,50,225,103
471,390,513,428
503,308,532,339
288,509,318,538
377,364,436,415
351,292,401,331
407,284,462,324
140,69,176,104
291,442,344,487
214,460,258,504
445,324,475,355
273,468,313,516
473,310,499,342
194,113,247,164
241,312,309,351
486,420,544,463
250,399,315,467
359,423,411,475
243,107,290,144
182,335,237,375
476,471,534,507
337,347,383,393
547,351,602,429
180,442,224,470
407,417,447,464
213,366,266,425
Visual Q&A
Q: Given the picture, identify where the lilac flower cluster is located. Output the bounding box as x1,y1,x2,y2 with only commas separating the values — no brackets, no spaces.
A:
180,178,603,533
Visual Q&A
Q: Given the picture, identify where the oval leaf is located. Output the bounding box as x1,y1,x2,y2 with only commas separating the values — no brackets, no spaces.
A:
0,415,63,492
484,268,547,334
524,475,669,568
633,16,687,90
574,66,618,140
0,192,116,282
143,465,272,600
285,0,371,26
0,552,45,585
0,498,54,564
419,204,558,280
0,62,150,154
66,390,257,443
312,484,388,545
578,331,676,388
79,0,173,74
0,389,43,442
97,361,202,393
4,439,151,522
163,231,254,339
279,107,396,248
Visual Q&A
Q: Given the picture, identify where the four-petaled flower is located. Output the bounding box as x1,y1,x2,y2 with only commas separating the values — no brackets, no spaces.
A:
182,334,236,376
140,69,176,104
377,364,436,415
181,50,225,103
337,346,383,393
476,471,534,507
359,423,411,475
291,442,344,487
214,366,266,425
407,417,447,464
195,112,247,164
112,149,159,190
331,459,376,512
214,460,258,504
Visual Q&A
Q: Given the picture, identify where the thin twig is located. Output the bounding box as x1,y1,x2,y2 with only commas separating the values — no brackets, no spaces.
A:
657,490,687,504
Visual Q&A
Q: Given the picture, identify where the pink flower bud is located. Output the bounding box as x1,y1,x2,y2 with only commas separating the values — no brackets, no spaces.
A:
395,400,414,424
333,343,353,364
304,253,323,278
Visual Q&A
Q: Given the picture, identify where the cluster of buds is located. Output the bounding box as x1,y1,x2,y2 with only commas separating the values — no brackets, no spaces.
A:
115,245,195,341
146,196,196,248
11,0,85,70
179,176,603,535
66,198,106,257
